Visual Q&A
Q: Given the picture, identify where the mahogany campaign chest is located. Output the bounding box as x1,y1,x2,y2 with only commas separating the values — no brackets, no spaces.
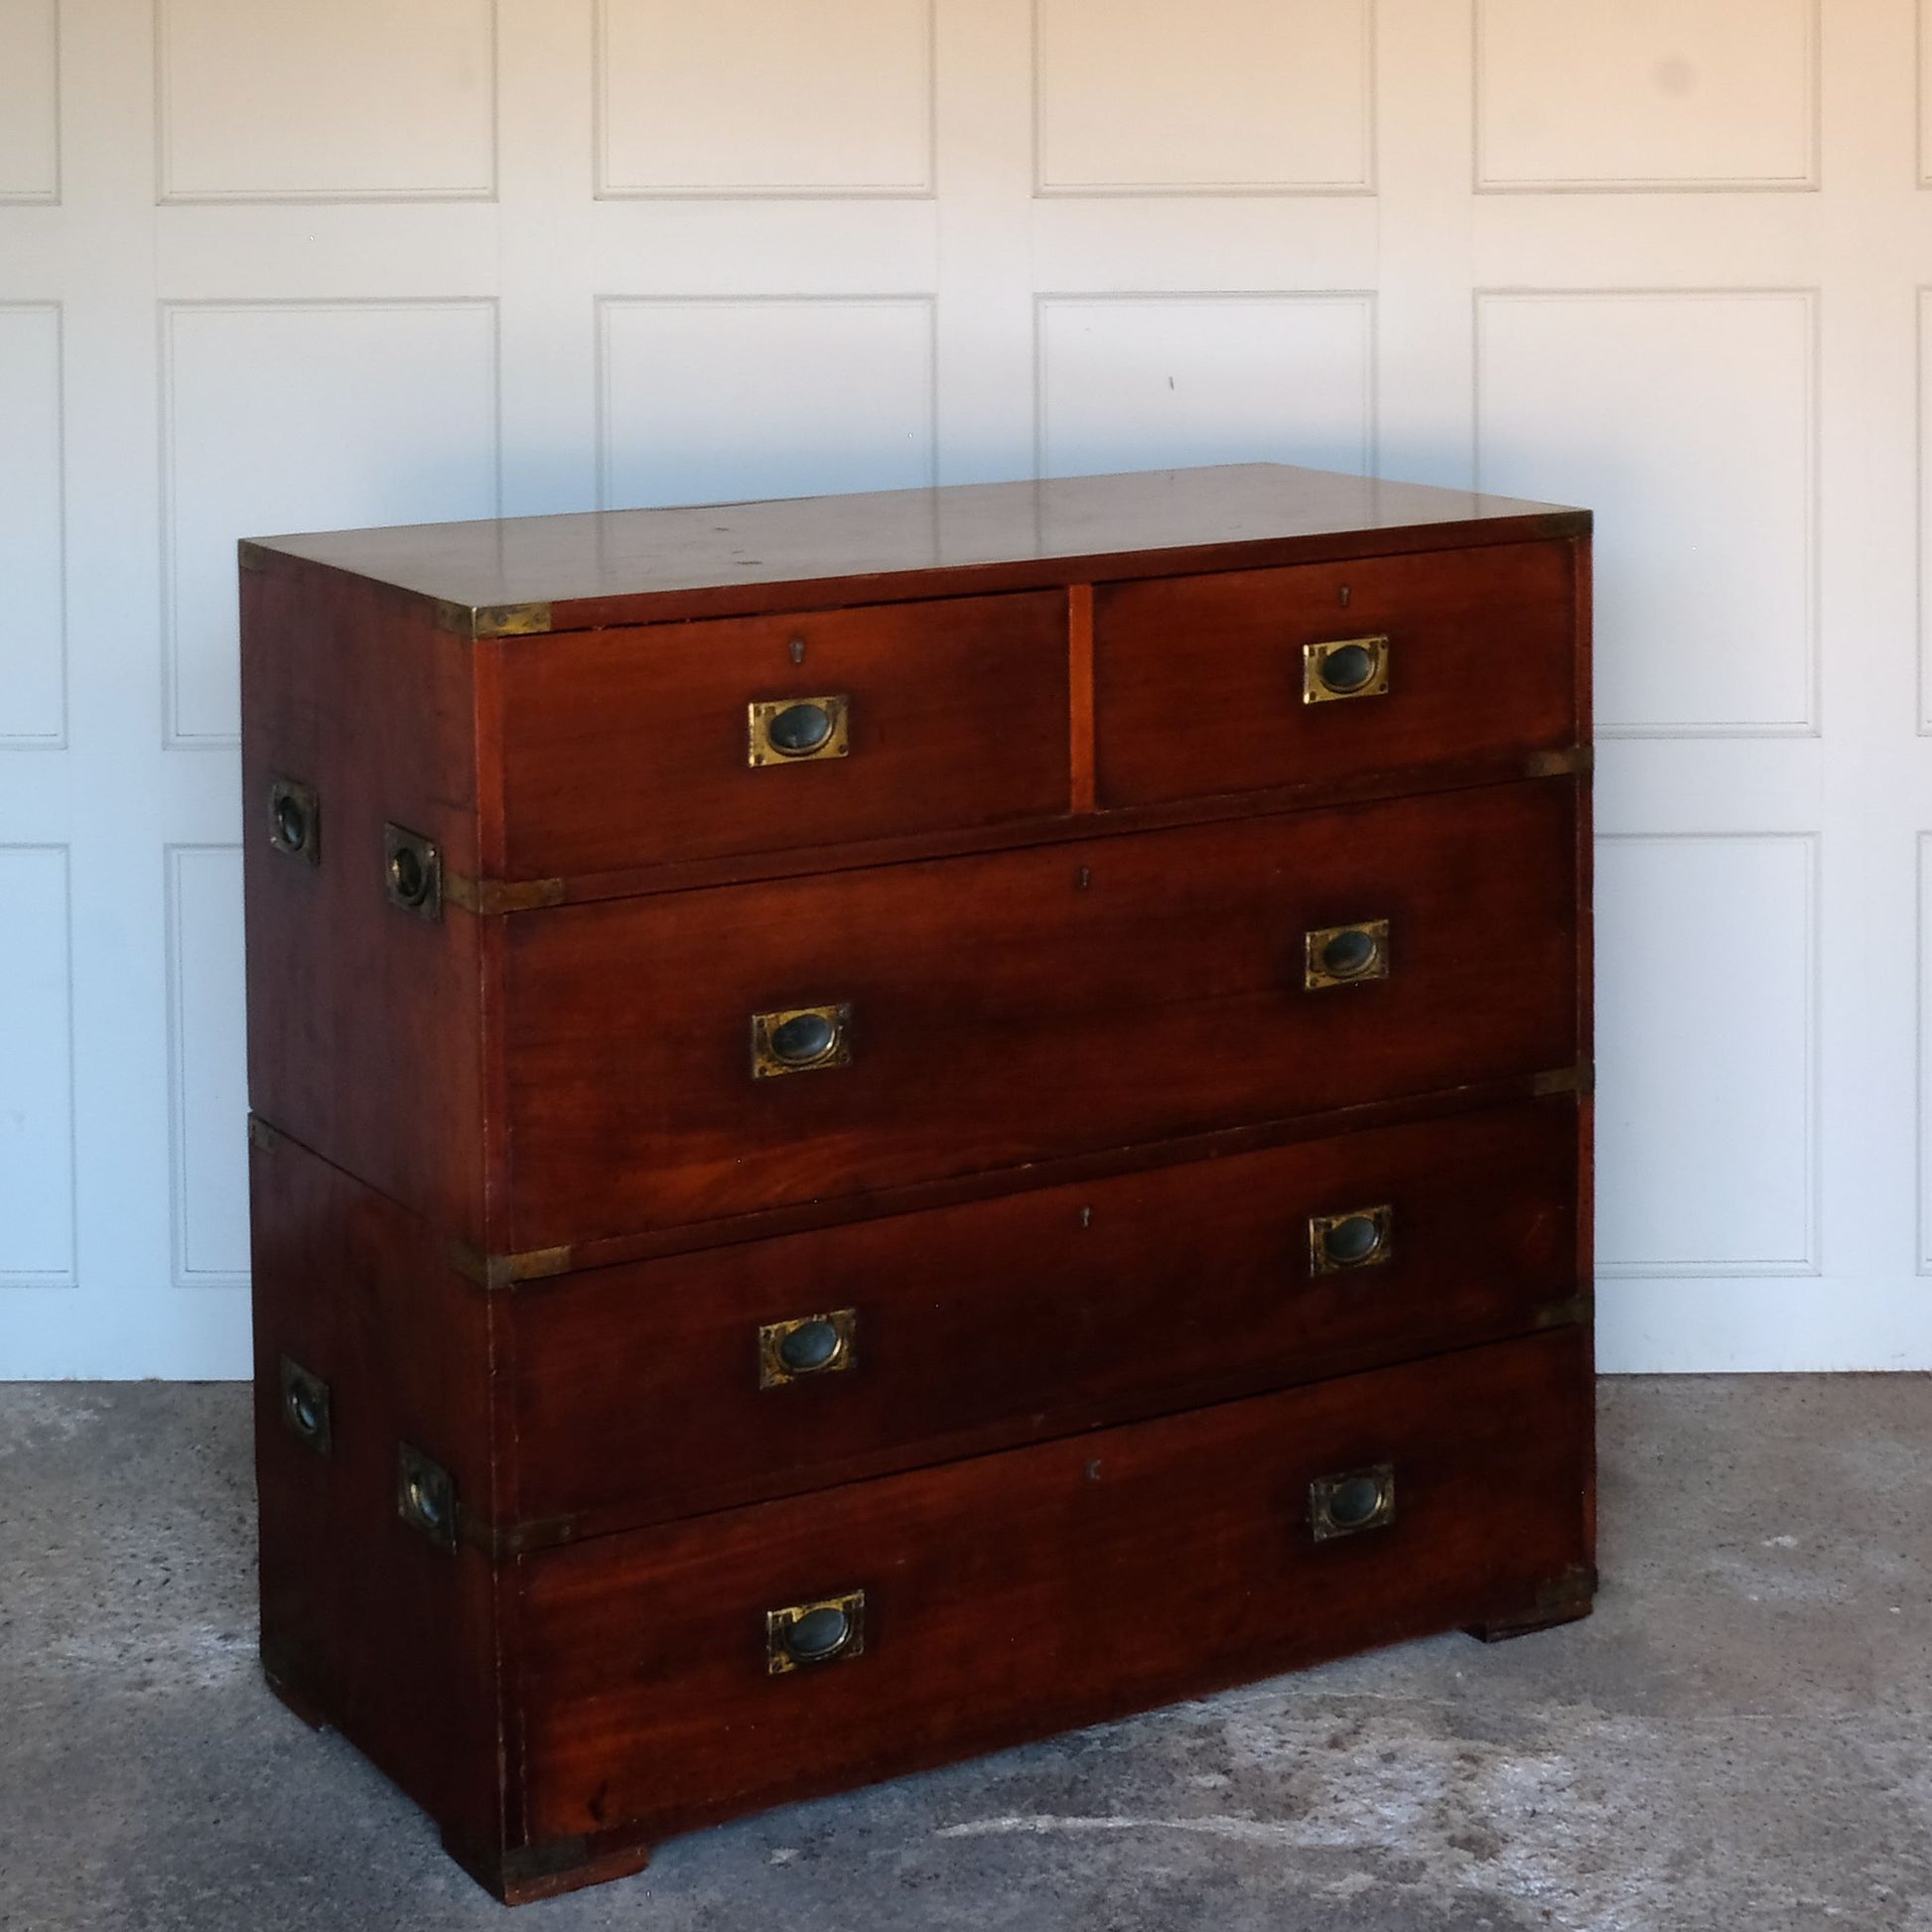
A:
239,462,1595,1903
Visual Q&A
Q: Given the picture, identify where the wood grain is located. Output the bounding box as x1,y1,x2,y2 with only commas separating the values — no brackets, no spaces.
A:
501,777,1580,1249
514,1328,1593,1851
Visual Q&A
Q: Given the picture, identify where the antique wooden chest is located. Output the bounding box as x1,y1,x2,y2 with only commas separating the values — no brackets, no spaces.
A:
239,462,1595,1903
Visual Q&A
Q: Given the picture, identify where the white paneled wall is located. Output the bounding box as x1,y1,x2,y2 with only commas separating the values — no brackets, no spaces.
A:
3,0,1931,1374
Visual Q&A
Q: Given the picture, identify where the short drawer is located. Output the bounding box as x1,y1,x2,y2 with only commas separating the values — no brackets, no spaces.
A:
1093,541,1578,808
495,590,1070,880
513,1327,1593,1850
501,776,1580,1248
507,1096,1583,1535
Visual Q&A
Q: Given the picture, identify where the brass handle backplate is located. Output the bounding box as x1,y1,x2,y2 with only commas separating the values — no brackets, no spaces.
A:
1309,1204,1393,1276
766,1588,866,1674
751,1003,852,1078
397,1443,458,1553
1304,635,1390,704
1304,919,1389,989
759,1309,858,1389
748,695,850,766
267,777,321,866
1309,1463,1396,1542
278,1355,332,1454
383,823,443,922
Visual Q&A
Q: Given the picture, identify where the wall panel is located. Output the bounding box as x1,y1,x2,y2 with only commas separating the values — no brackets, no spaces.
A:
161,300,498,744
1476,290,1815,737
0,848,74,1287
165,847,248,1286
0,305,64,744
1036,293,1374,480
1476,0,1817,190
598,296,935,508
0,0,59,202
157,0,495,201
597,0,934,196
1595,835,1817,1276
1035,0,1372,194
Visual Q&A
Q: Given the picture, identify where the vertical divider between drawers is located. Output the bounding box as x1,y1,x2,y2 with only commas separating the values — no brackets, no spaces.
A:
1068,585,1096,816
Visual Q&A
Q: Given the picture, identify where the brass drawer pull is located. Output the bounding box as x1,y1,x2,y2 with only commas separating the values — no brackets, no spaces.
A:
766,1588,866,1674
751,1003,852,1078
396,1444,458,1553
1305,919,1389,989
1304,635,1390,703
267,777,321,865
383,823,442,921
277,1355,332,1454
1310,1204,1393,1275
759,1309,857,1388
1309,1463,1396,1541
749,695,850,766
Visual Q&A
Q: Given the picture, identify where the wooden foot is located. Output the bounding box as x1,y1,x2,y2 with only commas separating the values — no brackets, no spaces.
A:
446,1828,654,1907
1463,1564,1596,1644
261,1662,331,1730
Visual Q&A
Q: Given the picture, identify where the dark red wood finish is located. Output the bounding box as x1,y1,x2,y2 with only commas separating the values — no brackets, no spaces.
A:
1094,540,1578,807
239,564,486,1243
514,1328,1592,1857
246,1096,1584,1547
248,1124,506,1864
240,462,1594,1904
502,776,1579,1248
508,1093,1581,1533
495,592,1072,880
247,461,1588,631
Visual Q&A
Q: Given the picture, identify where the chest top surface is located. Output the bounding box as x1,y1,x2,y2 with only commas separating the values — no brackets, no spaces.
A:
241,462,1588,634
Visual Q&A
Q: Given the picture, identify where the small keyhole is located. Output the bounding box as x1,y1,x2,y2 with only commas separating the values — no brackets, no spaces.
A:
1078,1205,1093,1228
1339,586,1351,608
1076,867,1091,891
788,637,806,665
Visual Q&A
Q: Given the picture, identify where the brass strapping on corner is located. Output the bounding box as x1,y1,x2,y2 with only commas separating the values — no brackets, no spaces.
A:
428,599,553,640
448,1241,574,1291
1524,746,1592,779
442,871,569,916
247,1115,279,1153
1532,1291,1594,1332
464,1513,581,1560
237,540,271,573
1529,1065,1582,1099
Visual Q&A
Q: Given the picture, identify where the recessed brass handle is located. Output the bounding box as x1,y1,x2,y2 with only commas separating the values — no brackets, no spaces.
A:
1310,1204,1393,1276
396,1443,458,1553
1304,635,1390,704
766,1588,866,1674
749,695,850,766
383,823,442,922
267,777,321,866
278,1355,332,1454
759,1309,858,1389
1305,919,1389,989
1309,1463,1396,1541
751,1003,852,1078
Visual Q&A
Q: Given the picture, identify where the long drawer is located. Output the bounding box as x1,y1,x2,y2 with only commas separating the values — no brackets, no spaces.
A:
501,776,1580,1248
510,1328,1593,1853
504,1095,1583,1536
1094,540,1579,808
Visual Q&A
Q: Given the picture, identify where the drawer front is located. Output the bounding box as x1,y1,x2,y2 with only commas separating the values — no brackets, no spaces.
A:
508,1096,1582,1534
1094,541,1578,808
495,591,1070,880
503,777,1580,1247
514,1329,1593,1846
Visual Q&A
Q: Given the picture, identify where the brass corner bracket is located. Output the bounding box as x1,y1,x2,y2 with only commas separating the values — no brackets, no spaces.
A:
429,600,554,640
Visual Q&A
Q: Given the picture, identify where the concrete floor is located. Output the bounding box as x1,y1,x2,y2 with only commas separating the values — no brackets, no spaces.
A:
0,1379,1928,1932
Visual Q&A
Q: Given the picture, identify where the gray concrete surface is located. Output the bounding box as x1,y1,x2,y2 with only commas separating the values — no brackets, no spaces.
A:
0,1377,1927,1932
